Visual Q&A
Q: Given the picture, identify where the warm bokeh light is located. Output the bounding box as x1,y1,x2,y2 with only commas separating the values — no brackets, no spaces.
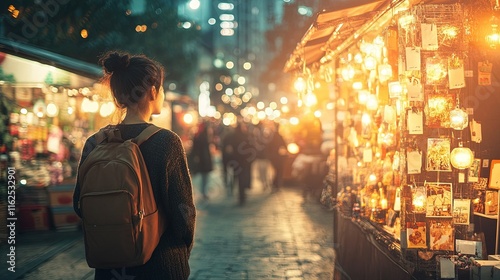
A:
289,117,299,125
294,76,306,93
287,143,300,154
304,91,317,107
80,29,88,38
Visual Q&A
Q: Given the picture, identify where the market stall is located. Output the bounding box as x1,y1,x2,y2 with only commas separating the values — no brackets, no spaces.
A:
284,0,500,279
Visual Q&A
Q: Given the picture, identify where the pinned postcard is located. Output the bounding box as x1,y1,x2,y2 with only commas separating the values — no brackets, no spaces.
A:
421,23,438,50
408,110,423,134
407,150,422,174
405,47,421,71
448,57,465,89
453,199,471,225
478,61,492,86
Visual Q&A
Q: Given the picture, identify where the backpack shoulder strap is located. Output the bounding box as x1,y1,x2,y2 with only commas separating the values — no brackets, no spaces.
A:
95,125,121,144
95,129,107,145
133,124,162,146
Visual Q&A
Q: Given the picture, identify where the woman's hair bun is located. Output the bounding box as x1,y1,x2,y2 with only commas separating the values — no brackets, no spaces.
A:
100,51,130,74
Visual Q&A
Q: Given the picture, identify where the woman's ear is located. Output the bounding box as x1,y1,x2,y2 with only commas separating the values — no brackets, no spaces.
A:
150,86,157,100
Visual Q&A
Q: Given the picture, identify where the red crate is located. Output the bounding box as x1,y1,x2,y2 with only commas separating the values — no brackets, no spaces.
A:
51,206,80,230
17,205,50,232
47,185,74,207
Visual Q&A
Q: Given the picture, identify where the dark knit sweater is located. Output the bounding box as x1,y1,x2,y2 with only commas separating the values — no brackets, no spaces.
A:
73,123,196,280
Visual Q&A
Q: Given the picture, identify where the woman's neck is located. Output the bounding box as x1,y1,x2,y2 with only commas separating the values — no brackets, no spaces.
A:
121,111,150,124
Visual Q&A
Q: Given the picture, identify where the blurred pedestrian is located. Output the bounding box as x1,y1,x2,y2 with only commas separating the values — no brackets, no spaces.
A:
292,114,328,202
188,120,214,200
253,121,272,191
220,125,236,196
73,51,196,280
221,120,254,205
267,122,288,192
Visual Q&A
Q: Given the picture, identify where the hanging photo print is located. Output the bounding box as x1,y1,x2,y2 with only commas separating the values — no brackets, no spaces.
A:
428,218,454,251
452,199,471,225
406,222,427,249
485,190,498,215
407,77,424,102
426,182,453,217
426,138,452,172
412,185,427,214
407,109,424,134
425,56,448,86
425,93,455,128
448,56,465,89
468,159,481,183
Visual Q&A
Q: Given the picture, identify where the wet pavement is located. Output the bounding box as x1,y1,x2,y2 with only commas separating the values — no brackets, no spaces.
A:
1,162,335,280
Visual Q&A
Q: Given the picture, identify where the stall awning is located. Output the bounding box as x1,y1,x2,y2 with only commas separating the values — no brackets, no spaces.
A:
284,0,402,73
0,38,102,79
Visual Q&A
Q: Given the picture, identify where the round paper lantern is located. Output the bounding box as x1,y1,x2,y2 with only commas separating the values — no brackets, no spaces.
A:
449,107,468,130
450,142,474,169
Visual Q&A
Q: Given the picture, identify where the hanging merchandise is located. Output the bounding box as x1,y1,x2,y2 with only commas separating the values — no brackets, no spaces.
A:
478,61,492,85
405,47,421,71
425,56,448,86
425,182,453,217
407,150,423,174
407,77,423,102
407,109,423,134
412,185,427,213
448,56,465,89
383,105,396,124
421,23,439,50
428,218,454,251
426,138,452,172
470,119,482,143
406,221,427,248
452,198,471,225
425,93,455,128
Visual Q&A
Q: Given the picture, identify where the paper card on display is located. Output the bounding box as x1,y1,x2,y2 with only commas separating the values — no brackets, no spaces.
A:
428,218,454,251
407,222,427,249
383,105,396,124
405,47,421,71
363,147,373,163
458,172,466,183
421,23,438,50
456,239,482,257
407,150,422,174
394,188,401,211
489,160,500,189
439,257,455,279
470,119,482,143
407,79,423,102
407,110,423,134
453,199,471,225
448,60,465,89
468,158,481,183
426,182,453,217
478,61,493,86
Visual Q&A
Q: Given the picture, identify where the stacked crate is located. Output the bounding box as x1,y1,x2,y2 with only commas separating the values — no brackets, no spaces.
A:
47,184,80,230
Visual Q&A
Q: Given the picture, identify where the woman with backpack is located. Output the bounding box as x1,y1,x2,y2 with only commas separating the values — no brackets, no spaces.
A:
73,51,196,280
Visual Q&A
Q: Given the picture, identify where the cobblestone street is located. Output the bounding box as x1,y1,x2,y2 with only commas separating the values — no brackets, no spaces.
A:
1,162,335,280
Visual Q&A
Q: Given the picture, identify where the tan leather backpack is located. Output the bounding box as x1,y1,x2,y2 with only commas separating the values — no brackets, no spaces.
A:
77,124,165,269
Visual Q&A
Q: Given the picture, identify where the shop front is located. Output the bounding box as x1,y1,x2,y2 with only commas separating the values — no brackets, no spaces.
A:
284,0,500,279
